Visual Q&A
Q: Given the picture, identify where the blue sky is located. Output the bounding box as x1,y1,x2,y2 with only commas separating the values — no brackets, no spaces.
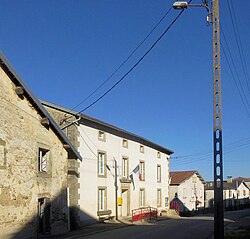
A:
1,0,250,181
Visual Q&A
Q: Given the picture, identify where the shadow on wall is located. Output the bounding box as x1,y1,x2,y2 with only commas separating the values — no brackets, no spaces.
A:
10,189,97,239
170,197,190,216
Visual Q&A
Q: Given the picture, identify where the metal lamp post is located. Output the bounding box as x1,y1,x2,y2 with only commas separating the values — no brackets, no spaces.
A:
172,1,224,238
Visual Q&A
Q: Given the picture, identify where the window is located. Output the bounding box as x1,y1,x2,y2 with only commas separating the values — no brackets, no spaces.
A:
122,139,128,148
98,131,106,141
157,151,161,159
157,165,161,182
98,187,107,211
183,188,187,199
98,151,106,177
122,157,129,178
200,189,203,198
139,161,145,181
229,190,232,198
191,188,195,198
243,190,246,196
139,188,145,207
140,145,144,153
38,148,49,172
192,176,197,183
157,189,162,207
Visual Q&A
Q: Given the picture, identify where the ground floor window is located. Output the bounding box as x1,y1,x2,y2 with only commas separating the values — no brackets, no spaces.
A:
139,188,145,207
157,189,162,207
38,197,51,234
98,187,107,211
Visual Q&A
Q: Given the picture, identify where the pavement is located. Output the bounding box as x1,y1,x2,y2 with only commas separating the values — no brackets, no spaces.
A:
42,212,250,239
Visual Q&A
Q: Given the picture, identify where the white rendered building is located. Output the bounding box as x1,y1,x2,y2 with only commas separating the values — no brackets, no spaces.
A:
41,100,173,226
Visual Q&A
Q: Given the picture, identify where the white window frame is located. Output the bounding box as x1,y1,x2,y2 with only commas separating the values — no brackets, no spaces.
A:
122,157,128,178
38,148,49,172
98,187,107,211
98,151,106,177
157,189,162,207
139,188,145,207
157,165,161,182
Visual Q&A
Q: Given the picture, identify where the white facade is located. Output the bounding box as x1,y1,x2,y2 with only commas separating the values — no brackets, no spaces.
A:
169,171,205,212
77,124,171,225
205,180,250,209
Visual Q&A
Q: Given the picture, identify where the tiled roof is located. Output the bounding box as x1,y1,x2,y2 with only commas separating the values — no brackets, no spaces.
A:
170,170,205,185
234,177,250,182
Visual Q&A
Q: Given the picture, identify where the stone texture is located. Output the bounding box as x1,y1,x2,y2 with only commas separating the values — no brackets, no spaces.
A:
0,66,70,238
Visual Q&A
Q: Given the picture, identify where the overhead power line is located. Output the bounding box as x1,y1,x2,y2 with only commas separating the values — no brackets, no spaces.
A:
77,7,188,113
227,0,250,94
70,6,173,112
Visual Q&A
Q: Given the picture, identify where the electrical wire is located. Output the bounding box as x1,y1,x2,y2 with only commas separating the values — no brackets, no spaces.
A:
226,0,250,94
70,6,173,112
74,5,189,114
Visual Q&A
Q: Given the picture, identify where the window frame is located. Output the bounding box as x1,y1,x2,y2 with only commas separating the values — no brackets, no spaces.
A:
97,151,107,177
139,161,145,181
157,189,162,207
157,164,161,183
38,147,50,173
122,157,129,179
139,188,145,207
122,139,128,148
98,186,107,211
98,131,106,142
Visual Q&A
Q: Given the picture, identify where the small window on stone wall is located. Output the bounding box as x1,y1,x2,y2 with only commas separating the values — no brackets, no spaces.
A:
38,148,49,172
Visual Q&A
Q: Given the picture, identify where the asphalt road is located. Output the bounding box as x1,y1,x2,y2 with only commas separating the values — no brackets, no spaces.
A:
75,209,250,239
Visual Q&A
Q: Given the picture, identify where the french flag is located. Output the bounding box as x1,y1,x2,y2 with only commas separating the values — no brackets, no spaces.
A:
132,164,142,181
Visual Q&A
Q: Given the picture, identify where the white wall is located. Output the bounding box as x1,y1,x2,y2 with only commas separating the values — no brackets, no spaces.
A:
77,124,170,225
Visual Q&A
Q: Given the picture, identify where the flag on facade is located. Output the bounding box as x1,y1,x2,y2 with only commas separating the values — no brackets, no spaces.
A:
132,164,142,181
129,173,135,190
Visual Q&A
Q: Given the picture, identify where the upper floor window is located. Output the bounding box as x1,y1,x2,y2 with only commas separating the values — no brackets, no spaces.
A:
199,189,203,198
122,157,129,178
122,139,128,148
140,145,144,153
243,190,246,196
157,151,161,159
192,176,197,183
98,151,107,177
38,148,49,173
139,161,145,181
183,188,187,199
98,131,106,142
157,165,161,183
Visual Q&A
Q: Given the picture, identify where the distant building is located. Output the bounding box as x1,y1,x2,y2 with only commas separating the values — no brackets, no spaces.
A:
0,52,81,238
169,171,205,213
41,100,174,227
205,176,250,209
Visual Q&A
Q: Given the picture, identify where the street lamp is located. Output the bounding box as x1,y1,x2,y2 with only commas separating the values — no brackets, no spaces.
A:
173,1,224,239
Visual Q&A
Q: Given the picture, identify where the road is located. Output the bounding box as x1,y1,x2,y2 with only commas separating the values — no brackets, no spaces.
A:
75,209,250,239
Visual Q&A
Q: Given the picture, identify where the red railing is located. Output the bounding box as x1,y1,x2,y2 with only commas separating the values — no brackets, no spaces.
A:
132,207,158,223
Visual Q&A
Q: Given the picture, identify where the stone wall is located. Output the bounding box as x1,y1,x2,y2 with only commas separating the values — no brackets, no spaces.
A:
0,67,69,238
43,106,81,229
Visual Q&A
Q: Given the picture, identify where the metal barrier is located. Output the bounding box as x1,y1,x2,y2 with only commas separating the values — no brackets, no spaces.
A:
132,207,157,223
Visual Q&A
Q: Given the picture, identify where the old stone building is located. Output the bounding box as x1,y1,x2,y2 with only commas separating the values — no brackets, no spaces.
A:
0,52,81,238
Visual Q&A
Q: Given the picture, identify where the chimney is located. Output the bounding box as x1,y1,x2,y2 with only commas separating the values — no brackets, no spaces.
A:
227,176,233,183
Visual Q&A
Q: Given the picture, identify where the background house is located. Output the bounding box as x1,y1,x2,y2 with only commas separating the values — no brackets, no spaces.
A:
205,176,250,210
169,171,205,214
41,100,173,227
0,52,81,238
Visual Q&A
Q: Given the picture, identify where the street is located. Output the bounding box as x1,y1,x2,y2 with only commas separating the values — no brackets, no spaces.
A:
73,209,250,239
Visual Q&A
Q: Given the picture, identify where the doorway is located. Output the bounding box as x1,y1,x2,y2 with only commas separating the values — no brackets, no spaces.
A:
121,189,130,217
38,197,51,234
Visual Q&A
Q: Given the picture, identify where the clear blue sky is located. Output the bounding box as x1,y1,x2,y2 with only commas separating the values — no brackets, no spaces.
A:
1,0,250,181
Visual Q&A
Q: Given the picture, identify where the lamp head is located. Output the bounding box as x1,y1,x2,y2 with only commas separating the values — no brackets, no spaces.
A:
173,1,188,10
